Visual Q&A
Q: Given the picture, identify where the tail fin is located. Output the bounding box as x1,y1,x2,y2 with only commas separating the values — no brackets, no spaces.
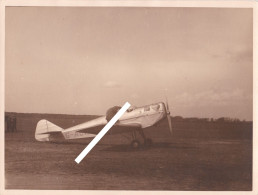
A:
35,119,64,142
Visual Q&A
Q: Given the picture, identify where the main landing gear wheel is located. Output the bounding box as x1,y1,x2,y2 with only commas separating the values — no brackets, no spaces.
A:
131,140,140,149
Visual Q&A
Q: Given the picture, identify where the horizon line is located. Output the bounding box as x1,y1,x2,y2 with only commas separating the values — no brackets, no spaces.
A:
4,111,253,122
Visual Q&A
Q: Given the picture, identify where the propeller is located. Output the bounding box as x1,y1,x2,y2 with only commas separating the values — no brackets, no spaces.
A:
165,94,173,136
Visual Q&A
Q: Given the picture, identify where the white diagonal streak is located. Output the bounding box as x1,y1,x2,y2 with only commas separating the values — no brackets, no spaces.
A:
75,102,131,164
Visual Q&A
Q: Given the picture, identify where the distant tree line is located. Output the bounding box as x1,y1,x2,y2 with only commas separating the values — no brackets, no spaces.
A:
172,116,250,123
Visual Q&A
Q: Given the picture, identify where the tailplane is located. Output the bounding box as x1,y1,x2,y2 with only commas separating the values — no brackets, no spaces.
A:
35,119,64,142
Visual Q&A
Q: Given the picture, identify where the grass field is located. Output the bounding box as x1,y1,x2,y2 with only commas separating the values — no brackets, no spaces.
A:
5,113,252,190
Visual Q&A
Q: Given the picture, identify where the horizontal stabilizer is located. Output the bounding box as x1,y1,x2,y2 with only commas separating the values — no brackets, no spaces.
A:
62,131,96,140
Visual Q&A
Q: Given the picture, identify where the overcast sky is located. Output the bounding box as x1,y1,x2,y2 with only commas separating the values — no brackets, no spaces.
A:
5,7,253,120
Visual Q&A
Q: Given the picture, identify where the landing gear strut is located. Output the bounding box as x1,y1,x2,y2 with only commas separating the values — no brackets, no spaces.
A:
139,129,153,147
130,129,152,149
130,130,141,149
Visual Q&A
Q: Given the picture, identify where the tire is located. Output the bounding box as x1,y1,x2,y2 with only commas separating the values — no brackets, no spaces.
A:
131,140,140,149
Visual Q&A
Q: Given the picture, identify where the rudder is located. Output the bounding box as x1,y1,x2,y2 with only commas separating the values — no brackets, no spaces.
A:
35,119,64,141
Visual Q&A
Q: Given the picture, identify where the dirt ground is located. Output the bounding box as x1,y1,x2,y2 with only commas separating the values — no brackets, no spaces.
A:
5,114,252,190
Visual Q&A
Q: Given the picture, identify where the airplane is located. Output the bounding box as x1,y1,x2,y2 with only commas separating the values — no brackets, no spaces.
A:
35,101,173,149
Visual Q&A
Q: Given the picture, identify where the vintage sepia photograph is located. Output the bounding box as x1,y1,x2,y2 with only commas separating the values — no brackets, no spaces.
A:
3,4,253,192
